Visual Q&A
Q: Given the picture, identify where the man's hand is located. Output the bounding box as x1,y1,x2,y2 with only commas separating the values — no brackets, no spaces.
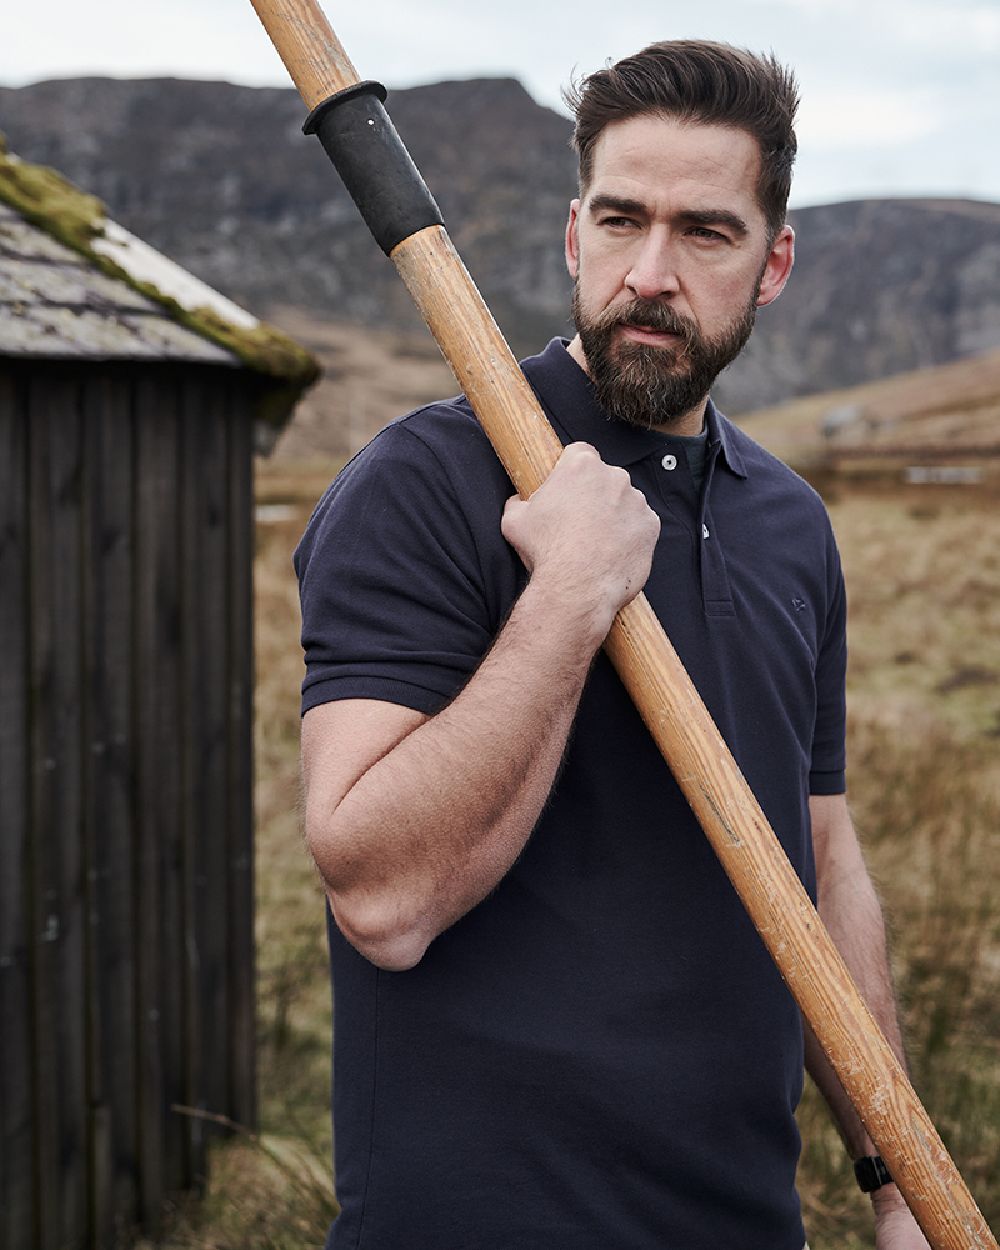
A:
873,1188,931,1249
501,441,660,644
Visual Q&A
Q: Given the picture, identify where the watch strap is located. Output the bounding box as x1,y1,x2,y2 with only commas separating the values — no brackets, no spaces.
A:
854,1154,893,1192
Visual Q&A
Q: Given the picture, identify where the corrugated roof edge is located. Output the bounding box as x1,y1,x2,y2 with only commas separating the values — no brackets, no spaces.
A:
0,133,320,429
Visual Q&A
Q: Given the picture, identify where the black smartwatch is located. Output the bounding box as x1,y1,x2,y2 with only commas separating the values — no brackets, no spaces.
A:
854,1154,893,1192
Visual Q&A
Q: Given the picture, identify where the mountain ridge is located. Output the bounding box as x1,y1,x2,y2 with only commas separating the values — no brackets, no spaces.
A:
2,75,999,414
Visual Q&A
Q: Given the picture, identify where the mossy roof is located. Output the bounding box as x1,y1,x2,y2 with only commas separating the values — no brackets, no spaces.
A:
0,137,319,427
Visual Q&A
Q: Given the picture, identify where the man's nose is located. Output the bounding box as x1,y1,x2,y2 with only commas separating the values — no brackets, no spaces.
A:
625,232,681,301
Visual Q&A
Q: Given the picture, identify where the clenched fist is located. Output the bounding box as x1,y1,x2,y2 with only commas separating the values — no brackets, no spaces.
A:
501,442,660,644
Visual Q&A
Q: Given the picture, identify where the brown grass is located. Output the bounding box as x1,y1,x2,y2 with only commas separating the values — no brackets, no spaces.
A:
156,465,999,1249
796,484,1000,1247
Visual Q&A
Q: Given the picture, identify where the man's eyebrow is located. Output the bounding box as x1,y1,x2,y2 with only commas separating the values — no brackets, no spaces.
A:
587,194,648,217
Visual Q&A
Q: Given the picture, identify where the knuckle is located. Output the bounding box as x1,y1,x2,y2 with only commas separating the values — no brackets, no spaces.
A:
564,441,596,461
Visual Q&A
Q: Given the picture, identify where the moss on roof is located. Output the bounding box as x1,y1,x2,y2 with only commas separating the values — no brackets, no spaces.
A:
0,132,104,252
0,133,319,413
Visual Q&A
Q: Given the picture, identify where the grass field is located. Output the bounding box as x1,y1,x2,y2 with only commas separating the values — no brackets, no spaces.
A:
151,463,1000,1250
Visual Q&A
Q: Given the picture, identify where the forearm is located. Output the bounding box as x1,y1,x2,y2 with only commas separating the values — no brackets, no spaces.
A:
308,574,607,969
806,869,907,1153
806,794,912,1214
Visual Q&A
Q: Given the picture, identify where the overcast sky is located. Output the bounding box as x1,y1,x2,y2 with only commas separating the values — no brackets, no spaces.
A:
4,0,999,208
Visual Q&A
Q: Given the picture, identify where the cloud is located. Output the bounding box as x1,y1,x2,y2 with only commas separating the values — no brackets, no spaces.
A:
798,87,945,149
749,0,1000,51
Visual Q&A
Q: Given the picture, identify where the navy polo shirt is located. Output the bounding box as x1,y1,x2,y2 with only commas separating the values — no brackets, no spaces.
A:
295,338,847,1250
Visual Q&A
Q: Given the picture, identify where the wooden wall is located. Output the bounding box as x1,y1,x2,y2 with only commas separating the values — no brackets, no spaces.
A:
0,360,257,1250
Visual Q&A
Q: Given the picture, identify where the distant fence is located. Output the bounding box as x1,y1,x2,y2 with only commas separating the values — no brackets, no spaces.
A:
821,443,1000,485
0,360,258,1250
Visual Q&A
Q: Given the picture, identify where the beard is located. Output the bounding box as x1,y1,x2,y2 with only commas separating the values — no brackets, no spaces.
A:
572,281,759,430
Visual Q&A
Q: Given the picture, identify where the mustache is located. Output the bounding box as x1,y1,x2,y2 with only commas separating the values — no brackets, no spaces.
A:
593,299,698,345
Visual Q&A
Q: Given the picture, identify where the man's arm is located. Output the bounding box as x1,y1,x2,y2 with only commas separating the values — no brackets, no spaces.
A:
807,793,930,1249
301,443,660,972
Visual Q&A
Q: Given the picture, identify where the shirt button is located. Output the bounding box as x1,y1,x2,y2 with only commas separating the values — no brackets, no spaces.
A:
702,523,710,539
660,453,677,471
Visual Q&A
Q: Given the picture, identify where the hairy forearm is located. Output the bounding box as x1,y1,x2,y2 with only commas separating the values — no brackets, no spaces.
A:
309,575,608,969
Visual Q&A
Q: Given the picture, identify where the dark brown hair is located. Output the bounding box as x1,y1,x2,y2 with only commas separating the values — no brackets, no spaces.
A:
563,40,799,240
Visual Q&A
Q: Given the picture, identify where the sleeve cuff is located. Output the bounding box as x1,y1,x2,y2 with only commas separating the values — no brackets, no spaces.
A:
301,673,454,718
809,768,846,796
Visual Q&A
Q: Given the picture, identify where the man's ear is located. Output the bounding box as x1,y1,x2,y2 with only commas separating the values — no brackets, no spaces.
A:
565,199,581,279
757,224,795,307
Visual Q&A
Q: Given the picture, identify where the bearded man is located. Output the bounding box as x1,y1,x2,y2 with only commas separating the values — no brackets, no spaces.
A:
295,39,929,1250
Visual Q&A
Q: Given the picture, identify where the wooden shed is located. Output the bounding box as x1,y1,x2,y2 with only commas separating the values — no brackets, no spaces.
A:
0,148,318,1250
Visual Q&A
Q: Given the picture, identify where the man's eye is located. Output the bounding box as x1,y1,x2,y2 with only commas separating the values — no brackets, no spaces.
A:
600,216,637,229
689,226,727,241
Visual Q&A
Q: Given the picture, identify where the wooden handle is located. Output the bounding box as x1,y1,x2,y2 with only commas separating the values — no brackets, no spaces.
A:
249,3,997,1244
250,0,359,108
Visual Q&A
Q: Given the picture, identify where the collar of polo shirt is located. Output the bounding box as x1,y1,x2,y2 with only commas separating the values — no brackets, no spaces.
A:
525,338,748,478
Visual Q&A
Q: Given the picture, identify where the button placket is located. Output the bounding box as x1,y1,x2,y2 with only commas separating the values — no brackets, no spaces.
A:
697,444,734,617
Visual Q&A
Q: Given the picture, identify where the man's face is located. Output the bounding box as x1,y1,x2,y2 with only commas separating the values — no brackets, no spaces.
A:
565,113,794,430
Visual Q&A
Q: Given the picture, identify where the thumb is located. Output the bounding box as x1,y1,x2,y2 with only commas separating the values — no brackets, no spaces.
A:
500,493,525,536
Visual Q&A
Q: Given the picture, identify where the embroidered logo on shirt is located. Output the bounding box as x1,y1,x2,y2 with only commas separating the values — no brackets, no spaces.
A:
791,597,807,613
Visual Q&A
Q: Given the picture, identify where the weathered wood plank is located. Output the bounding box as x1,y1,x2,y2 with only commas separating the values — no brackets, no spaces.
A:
179,374,232,1182
82,370,138,1246
133,370,185,1230
156,377,188,1204
0,366,36,1250
179,383,205,1186
1,353,266,1247
227,386,257,1131
28,369,89,1250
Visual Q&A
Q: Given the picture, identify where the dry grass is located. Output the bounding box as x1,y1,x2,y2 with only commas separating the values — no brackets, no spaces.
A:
796,484,1000,1247
830,488,1000,744
252,509,335,1162
797,717,1000,1247
157,464,999,1249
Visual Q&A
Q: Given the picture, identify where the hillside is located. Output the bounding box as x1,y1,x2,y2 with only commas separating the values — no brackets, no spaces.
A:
2,76,1000,414
259,307,1000,469
736,345,1000,474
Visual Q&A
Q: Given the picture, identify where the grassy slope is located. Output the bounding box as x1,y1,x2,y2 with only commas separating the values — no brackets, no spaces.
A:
153,432,1000,1249
737,347,1000,465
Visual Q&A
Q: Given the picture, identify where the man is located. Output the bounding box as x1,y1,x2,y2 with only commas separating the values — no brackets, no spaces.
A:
295,40,929,1250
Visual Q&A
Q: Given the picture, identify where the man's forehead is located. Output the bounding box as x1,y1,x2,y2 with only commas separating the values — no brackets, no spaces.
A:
586,113,763,207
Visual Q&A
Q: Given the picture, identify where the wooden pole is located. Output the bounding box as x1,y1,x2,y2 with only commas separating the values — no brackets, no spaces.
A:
249,3,996,1245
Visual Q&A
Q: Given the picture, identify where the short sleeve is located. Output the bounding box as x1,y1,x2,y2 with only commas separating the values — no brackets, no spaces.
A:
293,418,513,718
809,527,847,795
